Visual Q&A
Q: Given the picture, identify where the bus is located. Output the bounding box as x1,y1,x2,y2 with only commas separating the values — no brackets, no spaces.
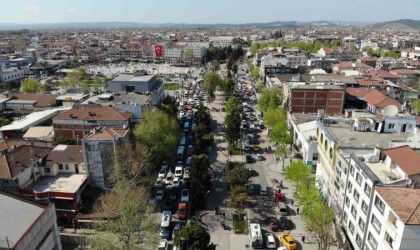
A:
177,146,185,160
184,122,190,132
249,223,263,249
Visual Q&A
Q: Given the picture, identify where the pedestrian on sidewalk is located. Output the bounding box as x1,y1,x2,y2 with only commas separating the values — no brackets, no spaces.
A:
297,207,300,215
291,199,294,206
302,235,305,243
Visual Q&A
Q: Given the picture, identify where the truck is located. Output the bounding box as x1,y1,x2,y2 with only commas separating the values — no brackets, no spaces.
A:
249,223,263,249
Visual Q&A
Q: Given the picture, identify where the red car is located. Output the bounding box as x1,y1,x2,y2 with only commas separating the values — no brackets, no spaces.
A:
177,202,187,219
267,217,279,231
275,192,284,203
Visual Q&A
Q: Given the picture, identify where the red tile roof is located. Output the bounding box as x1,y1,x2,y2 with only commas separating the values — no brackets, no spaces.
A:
44,145,84,167
55,105,132,121
11,93,58,107
83,127,129,141
391,69,420,75
383,146,420,176
376,186,420,225
362,89,402,109
346,87,370,97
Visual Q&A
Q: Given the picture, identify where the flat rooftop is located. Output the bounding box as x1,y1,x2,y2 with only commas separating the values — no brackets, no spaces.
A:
0,192,46,248
325,123,408,149
111,73,155,82
27,174,87,194
367,162,400,183
290,113,318,125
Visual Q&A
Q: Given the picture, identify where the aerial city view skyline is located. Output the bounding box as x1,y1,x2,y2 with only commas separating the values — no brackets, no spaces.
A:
0,1,419,250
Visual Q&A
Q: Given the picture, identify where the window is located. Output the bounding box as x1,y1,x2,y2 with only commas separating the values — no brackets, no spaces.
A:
350,165,355,176
351,205,357,218
348,221,355,234
353,190,360,203
371,215,382,233
345,196,350,207
358,218,365,231
65,164,69,170
347,182,353,193
388,123,395,129
324,140,328,151
375,196,385,214
329,148,333,158
343,212,348,224
385,232,394,248
361,201,368,215
356,234,363,248
312,153,318,161
355,173,362,185
44,167,51,173
59,164,63,170
368,232,378,249
364,183,371,196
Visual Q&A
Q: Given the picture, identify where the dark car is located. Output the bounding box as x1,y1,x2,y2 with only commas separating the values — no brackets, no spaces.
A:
279,216,293,230
267,217,279,231
246,155,253,163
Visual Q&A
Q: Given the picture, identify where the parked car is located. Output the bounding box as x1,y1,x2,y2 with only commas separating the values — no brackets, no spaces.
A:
158,169,167,179
155,177,163,188
161,161,169,170
275,192,284,203
183,167,190,179
155,188,165,202
246,155,253,163
172,176,181,188
265,233,276,249
157,239,169,250
267,217,278,231
170,187,178,200
172,222,181,240
186,157,192,166
279,216,293,230
174,166,183,178
279,234,296,250
187,145,193,156
256,153,262,161
165,171,174,185
180,189,189,203
177,202,187,219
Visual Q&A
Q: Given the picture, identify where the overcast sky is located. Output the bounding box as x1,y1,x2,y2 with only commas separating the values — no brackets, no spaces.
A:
2,0,419,24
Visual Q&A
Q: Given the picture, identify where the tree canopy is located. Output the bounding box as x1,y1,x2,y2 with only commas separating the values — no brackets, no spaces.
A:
228,185,249,211
202,71,222,101
257,87,283,112
189,154,212,210
226,163,250,186
224,97,242,146
173,221,215,250
20,78,45,93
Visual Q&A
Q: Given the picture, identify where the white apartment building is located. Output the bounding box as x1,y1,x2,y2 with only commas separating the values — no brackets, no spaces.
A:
209,36,235,47
289,119,318,172
0,68,25,83
164,47,183,63
286,54,308,68
361,39,380,51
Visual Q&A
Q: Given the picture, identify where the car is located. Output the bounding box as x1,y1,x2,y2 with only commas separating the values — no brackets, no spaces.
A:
279,216,293,230
265,233,277,249
256,153,262,161
170,187,178,200
157,239,169,250
165,171,174,185
183,167,190,179
275,191,284,203
172,222,182,240
279,234,297,250
161,161,169,170
246,155,253,163
163,200,173,211
174,166,183,177
155,188,165,202
177,202,187,219
186,157,192,166
172,176,181,188
246,184,254,194
187,145,193,156
158,169,167,179
155,177,163,188
267,217,279,231
180,189,189,203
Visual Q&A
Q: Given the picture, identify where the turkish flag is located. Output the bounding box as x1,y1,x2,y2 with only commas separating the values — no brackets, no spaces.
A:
155,44,163,58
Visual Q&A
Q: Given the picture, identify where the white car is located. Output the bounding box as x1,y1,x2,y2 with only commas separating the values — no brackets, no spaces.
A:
157,239,168,250
165,171,174,185
155,177,163,188
158,169,167,179
183,167,191,179
172,176,181,188
174,166,183,177
180,189,189,203
256,154,262,161
265,233,276,248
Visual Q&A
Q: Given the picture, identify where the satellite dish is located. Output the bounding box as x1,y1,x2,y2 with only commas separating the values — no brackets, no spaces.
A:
383,105,398,117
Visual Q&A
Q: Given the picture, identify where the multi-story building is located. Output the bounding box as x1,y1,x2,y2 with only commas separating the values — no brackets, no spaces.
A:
82,127,129,189
53,105,132,140
318,48,363,62
287,84,345,114
0,191,62,250
209,36,235,47
0,68,25,84
164,47,183,64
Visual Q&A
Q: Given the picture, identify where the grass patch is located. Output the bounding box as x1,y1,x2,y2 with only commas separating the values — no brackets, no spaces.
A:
229,161,245,170
233,212,247,234
164,83,180,90
228,145,242,155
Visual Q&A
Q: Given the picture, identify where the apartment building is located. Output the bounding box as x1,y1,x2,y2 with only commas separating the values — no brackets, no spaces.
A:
209,36,235,47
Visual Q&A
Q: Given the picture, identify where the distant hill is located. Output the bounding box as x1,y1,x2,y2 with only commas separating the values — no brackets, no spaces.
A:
372,19,420,30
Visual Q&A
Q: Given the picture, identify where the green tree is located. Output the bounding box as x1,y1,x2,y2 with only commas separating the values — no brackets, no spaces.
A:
20,78,45,93
258,87,283,112
226,163,250,186
228,185,249,211
0,118,10,127
81,79,91,91
263,108,286,128
53,136,76,146
189,154,212,210
173,221,215,250
412,99,420,114
251,67,260,79
256,82,266,91
275,143,291,170
60,67,89,89
226,61,233,71
134,110,180,163
183,49,194,62
220,77,236,97
284,160,311,193
202,71,222,102
231,64,238,73
224,97,242,146
113,143,153,183
92,180,159,250
159,95,178,118
250,42,260,54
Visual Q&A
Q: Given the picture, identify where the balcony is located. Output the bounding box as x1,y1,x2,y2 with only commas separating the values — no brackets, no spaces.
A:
386,220,398,234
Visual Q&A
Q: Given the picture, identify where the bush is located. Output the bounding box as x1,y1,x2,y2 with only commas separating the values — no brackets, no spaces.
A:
228,145,241,155
233,212,247,234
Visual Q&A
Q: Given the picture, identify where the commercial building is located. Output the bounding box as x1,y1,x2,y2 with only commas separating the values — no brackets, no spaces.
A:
53,105,132,140
209,36,235,47
0,191,62,250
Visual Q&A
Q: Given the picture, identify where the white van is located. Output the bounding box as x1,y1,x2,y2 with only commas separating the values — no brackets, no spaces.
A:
260,185,267,196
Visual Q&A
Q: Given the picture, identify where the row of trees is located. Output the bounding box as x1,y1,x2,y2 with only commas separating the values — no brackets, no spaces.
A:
206,45,245,63
364,46,401,59
258,87,292,169
246,60,260,79
224,96,242,151
250,40,342,54
284,161,336,250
